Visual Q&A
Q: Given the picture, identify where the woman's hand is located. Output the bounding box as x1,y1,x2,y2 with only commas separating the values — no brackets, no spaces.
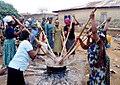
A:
106,17,111,22
90,12,95,19
76,36,82,42
37,43,41,48
12,15,15,19
87,31,92,38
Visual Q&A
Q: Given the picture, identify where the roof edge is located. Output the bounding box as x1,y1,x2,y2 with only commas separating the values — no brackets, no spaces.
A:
53,6,120,13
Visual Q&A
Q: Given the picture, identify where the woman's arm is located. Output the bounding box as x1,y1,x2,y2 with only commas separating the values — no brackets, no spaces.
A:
90,13,100,41
87,35,91,46
73,15,79,25
27,48,39,60
28,44,41,60
64,26,68,38
78,37,88,49
0,29,5,40
103,17,111,31
12,16,25,36
14,27,23,36
12,16,25,28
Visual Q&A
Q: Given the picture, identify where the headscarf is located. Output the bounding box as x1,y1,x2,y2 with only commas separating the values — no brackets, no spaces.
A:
32,22,37,28
3,16,14,23
48,17,53,21
64,18,71,23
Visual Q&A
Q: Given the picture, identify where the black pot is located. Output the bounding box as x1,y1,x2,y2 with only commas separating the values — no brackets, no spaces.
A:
47,66,66,75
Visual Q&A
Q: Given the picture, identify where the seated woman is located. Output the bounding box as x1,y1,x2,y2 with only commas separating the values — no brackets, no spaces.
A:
78,13,107,85
7,30,41,85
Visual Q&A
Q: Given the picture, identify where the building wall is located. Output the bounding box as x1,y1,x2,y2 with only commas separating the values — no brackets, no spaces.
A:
21,14,55,20
57,8,120,27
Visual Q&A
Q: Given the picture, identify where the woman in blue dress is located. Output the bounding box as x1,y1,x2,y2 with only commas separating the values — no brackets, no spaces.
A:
45,17,55,49
78,13,107,85
2,16,24,67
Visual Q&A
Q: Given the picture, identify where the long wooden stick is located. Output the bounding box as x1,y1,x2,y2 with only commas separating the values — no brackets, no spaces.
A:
59,17,109,64
67,8,96,52
24,28,57,62
63,8,109,60
58,33,91,65
82,19,108,40
58,8,97,64
13,16,57,62
59,17,74,57
39,26,56,57
61,25,66,42
59,42,80,65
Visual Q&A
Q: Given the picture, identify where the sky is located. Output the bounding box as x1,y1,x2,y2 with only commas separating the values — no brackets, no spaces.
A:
3,0,100,14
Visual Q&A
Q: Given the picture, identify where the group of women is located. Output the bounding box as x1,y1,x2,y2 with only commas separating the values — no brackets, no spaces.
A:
0,12,111,85
39,13,111,85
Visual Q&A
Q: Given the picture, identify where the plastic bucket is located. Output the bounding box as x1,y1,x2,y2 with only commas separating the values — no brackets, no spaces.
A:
107,35,112,43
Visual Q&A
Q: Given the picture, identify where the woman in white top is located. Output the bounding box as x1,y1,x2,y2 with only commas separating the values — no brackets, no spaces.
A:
7,30,41,85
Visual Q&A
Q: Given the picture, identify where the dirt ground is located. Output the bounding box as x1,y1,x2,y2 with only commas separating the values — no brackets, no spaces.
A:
0,35,120,85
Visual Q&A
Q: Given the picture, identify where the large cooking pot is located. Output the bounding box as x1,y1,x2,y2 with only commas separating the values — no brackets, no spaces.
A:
47,66,66,75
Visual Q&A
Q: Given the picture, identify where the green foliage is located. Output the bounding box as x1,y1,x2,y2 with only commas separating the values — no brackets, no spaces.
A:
0,1,20,17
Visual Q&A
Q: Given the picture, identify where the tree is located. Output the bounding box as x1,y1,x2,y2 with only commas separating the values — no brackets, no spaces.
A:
37,8,48,18
37,8,48,14
0,1,20,17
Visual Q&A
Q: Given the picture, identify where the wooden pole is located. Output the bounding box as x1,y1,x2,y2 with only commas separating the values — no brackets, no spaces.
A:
58,8,97,64
24,28,57,62
59,18,74,58
39,26,56,58
12,16,57,62
58,16,109,64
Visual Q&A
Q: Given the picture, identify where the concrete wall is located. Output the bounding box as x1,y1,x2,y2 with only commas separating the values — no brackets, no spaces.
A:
57,8,120,28
21,14,55,20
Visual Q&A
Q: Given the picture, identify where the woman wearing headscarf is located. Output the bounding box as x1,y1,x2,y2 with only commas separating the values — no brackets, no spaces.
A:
53,20,63,56
45,17,55,49
78,12,107,85
64,15,79,56
98,17,111,48
97,17,111,85
2,16,24,67
30,23,38,46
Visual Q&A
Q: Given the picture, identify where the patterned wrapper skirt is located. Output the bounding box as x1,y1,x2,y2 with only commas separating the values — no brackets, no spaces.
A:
106,55,110,85
2,38,16,66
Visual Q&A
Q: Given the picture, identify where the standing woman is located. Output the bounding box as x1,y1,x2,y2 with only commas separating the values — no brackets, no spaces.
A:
2,16,24,67
7,30,41,85
41,17,46,42
53,20,63,56
98,17,111,48
78,13,107,85
64,15,79,56
0,16,4,55
45,17,55,49
98,17,111,85
30,23,38,45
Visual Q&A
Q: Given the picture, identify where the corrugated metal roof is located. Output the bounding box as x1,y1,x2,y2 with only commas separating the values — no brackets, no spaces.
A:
53,0,120,12
97,0,120,7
